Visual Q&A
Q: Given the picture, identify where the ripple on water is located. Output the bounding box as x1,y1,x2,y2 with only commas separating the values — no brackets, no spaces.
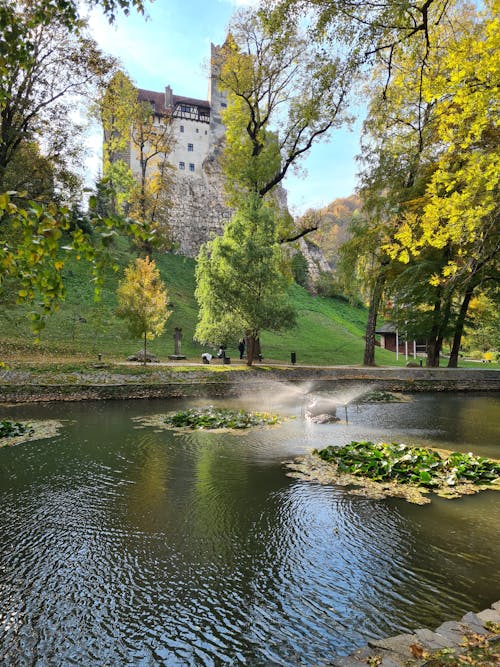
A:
0,395,499,665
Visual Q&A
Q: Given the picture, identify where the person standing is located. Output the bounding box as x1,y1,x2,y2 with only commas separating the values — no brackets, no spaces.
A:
238,339,245,359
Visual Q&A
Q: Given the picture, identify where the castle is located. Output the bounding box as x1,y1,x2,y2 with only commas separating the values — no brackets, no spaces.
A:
124,44,231,257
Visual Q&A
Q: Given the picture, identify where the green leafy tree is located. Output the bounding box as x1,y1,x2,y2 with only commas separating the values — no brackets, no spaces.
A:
116,256,171,364
195,197,296,366
0,1,148,330
217,8,354,240
195,7,354,355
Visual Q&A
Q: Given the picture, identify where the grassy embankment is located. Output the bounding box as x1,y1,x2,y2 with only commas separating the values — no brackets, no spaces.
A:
0,239,495,369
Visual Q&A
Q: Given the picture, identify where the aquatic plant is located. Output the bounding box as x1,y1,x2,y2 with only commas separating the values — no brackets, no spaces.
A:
0,420,33,438
315,441,500,488
163,406,280,430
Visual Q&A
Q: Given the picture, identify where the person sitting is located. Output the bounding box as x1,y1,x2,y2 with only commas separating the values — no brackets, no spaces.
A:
216,346,226,359
201,352,212,364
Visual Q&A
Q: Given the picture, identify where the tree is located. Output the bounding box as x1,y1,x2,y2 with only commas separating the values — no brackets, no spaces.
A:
100,71,175,250
342,0,500,367
0,2,114,188
195,196,296,366
116,256,170,364
194,7,353,353
337,211,395,365
0,2,148,329
267,0,458,91
217,8,354,237
382,0,500,365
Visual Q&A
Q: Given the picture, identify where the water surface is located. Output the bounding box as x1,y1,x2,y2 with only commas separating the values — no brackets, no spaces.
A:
0,391,499,665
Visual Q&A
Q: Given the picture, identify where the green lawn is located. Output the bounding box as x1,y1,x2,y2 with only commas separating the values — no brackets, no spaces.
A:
0,241,494,368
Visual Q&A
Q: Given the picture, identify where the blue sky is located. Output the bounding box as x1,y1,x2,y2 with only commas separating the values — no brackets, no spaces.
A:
88,0,361,215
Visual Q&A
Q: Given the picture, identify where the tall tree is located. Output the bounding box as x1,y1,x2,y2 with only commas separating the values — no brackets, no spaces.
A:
116,256,170,364
383,0,500,365
0,2,148,327
217,8,354,237
100,71,175,250
195,196,296,366
0,2,113,188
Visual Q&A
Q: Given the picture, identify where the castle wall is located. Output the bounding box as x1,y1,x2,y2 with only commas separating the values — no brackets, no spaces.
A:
168,155,232,257
124,42,231,257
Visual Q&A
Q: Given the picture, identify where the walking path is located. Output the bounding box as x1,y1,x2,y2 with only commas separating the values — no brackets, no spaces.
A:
329,601,500,665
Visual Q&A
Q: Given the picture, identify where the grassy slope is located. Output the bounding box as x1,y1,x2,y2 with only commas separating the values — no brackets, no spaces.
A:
0,240,488,367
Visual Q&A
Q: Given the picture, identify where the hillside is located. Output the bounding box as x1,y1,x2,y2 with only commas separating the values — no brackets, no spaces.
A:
0,239,405,366
299,195,362,268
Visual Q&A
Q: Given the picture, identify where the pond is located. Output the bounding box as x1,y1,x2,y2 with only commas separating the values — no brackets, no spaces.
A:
0,388,499,666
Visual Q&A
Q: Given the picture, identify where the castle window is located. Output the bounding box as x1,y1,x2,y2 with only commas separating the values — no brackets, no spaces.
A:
220,101,227,108
196,128,199,133
180,125,184,133
188,143,194,152
179,162,185,170
189,163,195,172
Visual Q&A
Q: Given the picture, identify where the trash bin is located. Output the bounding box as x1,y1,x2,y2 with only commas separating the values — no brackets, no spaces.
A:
291,352,296,365
223,357,231,364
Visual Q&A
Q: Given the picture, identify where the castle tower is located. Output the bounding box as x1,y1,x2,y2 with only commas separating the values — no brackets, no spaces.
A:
117,42,232,257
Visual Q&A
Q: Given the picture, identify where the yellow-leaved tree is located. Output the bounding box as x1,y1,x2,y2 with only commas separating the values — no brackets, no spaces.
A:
116,256,171,364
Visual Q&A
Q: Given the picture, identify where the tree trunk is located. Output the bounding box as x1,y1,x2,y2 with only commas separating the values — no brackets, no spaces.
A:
426,294,452,367
246,334,256,367
143,331,147,366
448,284,475,368
363,274,385,366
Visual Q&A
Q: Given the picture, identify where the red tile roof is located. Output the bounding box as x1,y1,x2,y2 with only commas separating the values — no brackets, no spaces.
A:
137,88,210,115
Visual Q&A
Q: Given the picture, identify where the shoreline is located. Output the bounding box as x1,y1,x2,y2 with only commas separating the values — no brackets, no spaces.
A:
328,600,500,666
1,366,499,403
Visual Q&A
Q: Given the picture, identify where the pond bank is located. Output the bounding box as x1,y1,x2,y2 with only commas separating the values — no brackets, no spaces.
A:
0,366,499,403
328,600,500,666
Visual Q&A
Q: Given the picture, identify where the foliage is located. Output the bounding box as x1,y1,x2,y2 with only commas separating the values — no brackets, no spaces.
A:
217,8,353,241
163,406,280,430
116,256,171,362
99,70,175,249
291,251,309,287
305,195,362,268
0,193,148,332
0,2,152,329
385,0,500,287
315,441,500,488
406,630,500,666
314,271,354,304
0,420,33,438
358,391,405,403
195,197,296,365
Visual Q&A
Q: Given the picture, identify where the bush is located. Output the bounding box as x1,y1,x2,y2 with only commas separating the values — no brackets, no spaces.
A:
291,251,309,287
315,271,361,306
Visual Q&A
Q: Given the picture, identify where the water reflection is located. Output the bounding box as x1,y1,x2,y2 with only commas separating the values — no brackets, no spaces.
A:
0,393,498,665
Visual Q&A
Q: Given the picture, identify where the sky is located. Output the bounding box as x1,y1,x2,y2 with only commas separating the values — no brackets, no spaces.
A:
87,0,362,216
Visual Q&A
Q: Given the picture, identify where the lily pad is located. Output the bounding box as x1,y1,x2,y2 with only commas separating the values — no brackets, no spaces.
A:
0,420,63,448
133,406,281,432
285,441,500,504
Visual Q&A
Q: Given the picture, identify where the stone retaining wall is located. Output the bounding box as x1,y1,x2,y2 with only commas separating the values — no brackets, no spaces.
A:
0,367,498,403
330,601,500,666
